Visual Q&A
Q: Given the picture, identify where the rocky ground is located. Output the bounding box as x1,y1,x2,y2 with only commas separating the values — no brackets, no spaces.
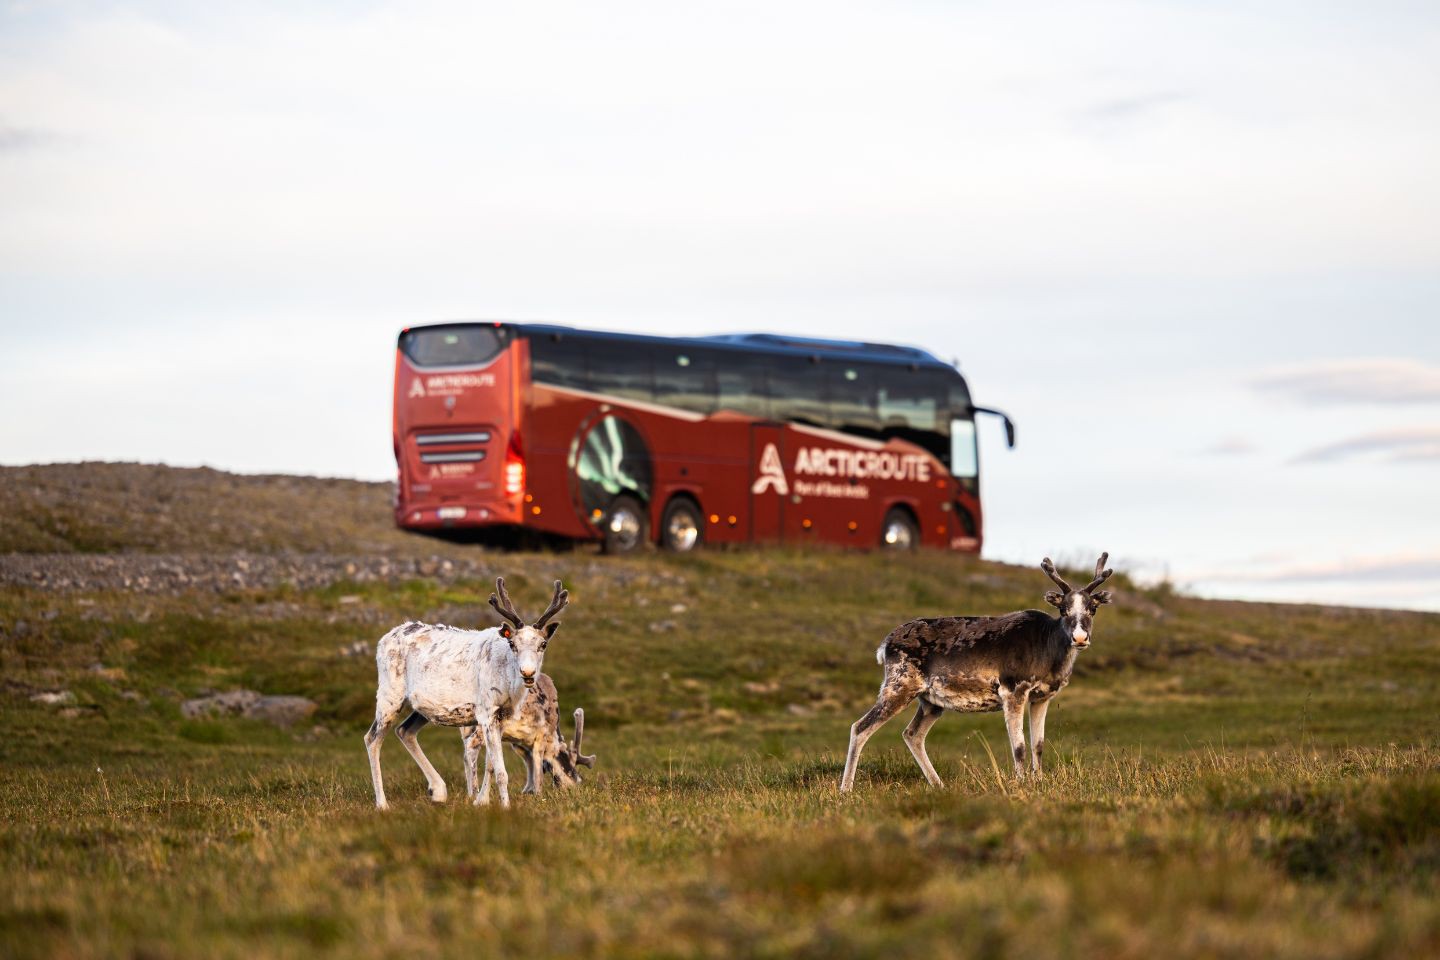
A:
0,461,554,594
0,461,445,555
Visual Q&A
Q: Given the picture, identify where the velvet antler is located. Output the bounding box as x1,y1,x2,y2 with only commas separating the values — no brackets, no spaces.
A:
571,707,595,768
533,580,569,628
1082,552,1113,593
488,577,525,629
1040,557,1072,593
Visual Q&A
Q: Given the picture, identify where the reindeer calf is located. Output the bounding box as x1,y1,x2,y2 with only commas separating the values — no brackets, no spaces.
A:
840,553,1114,791
461,673,595,797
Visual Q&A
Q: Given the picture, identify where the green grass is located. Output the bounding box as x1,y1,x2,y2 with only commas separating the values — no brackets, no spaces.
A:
3,548,1438,958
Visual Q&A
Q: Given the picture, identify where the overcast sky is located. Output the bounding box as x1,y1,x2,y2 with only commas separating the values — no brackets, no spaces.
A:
2,1,1438,610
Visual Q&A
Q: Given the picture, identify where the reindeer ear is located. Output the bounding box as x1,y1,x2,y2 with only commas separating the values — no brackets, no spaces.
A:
499,623,514,639
543,621,560,639
1092,590,1112,605
1044,591,1064,607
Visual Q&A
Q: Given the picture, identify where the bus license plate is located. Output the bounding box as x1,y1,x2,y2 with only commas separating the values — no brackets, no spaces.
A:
438,507,467,520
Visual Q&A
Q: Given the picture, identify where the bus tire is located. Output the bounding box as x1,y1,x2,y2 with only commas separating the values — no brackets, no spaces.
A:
880,507,919,551
602,494,649,555
659,497,704,553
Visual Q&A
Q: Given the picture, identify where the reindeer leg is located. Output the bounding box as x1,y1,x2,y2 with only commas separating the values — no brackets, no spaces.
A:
468,724,489,805
999,684,1031,778
461,725,478,798
364,697,405,810
902,698,946,787
484,714,511,809
513,743,538,795
395,711,448,803
1028,697,1051,778
841,665,924,792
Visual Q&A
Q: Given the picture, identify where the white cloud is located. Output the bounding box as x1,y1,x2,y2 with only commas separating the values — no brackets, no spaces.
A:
1253,358,1440,406
1292,427,1440,463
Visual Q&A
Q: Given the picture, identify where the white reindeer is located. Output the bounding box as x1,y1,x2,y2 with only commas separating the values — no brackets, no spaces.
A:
364,577,569,810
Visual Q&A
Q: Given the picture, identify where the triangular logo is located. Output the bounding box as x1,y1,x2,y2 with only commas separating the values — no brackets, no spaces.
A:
751,442,788,495
408,378,426,399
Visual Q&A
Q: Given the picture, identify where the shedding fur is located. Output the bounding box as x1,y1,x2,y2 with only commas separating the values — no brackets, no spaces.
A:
840,553,1114,791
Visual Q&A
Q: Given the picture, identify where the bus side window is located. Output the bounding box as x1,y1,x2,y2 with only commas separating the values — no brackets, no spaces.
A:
876,369,948,461
530,335,589,390
654,349,717,415
829,365,879,439
767,357,828,428
587,342,654,403
717,364,769,419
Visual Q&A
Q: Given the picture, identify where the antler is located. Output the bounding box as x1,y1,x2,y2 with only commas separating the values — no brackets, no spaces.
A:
488,576,524,629
1040,557,1072,592
533,579,569,628
571,707,595,767
1082,552,1113,593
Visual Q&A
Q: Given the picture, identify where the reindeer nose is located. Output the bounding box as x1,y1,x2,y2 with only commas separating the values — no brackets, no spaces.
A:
1072,630,1089,646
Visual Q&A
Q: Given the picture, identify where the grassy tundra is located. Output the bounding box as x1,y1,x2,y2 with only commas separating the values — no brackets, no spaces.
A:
1,469,1437,958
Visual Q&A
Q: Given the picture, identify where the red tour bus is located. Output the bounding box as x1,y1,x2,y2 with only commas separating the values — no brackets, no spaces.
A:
392,322,1014,554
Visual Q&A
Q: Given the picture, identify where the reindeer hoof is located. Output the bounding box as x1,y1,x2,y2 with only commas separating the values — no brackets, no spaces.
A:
428,786,448,803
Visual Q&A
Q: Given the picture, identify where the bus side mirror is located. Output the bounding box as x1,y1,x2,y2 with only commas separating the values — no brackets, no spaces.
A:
972,406,1016,449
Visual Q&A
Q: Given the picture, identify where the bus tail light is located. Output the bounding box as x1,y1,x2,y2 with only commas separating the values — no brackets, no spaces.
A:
504,433,525,497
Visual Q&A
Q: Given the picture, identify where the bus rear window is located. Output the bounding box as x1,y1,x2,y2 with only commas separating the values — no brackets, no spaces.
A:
400,326,507,367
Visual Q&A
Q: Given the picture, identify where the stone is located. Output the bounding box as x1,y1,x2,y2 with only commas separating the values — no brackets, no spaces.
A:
180,689,261,718
244,695,318,728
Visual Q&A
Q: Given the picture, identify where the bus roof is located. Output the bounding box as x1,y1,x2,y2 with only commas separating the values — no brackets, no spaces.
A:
406,321,957,371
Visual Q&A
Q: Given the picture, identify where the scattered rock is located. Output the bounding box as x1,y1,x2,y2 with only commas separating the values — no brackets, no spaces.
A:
338,595,362,605
785,703,812,717
669,603,688,614
246,696,318,728
743,681,780,695
31,690,76,706
180,689,318,728
182,689,261,718
338,640,371,658
648,620,677,633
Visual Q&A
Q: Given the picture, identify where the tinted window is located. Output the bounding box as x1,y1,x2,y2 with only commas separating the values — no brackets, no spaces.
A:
876,368,949,460
529,334,589,390
717,361,769,418
588,341,654,403
829,364,879,437
654,348,717,414
767,357,829,427
401,326,506,367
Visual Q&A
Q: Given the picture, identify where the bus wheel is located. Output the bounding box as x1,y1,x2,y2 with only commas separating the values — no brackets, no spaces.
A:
660,497,703,553
602,494,648,555
880,508,919,551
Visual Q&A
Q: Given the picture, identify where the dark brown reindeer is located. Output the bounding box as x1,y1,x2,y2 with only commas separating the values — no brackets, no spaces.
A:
840,553,1114,791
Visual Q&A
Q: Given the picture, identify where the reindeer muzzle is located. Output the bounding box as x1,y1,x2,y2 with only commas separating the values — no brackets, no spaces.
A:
521,673,536,687
1072,631,1090,647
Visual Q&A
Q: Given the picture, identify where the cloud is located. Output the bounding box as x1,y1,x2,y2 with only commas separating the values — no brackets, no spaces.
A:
1193,553,1440,585
1292,427,1440,464
1200,436,1256,456
0,124,55,151
1250,556,1440,585
1252,358,1440,406
1081,91,1190,122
